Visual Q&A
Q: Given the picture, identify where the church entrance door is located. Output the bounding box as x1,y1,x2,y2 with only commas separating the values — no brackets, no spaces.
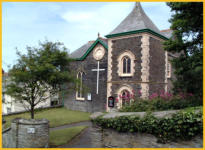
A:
115,86,133,109
120,90,131,107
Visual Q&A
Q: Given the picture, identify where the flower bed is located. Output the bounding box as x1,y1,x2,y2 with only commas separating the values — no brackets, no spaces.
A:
119,91,202,112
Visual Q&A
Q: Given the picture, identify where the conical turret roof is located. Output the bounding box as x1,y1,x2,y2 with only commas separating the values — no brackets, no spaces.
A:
109,2,161,35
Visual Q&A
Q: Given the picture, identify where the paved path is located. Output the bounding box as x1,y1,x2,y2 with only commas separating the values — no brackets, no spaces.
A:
57,125,103,148
50,121,103,148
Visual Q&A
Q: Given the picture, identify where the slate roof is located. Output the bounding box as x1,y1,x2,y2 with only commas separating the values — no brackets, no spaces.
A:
108,2,161,35
70,41,94,59
70,38,108,59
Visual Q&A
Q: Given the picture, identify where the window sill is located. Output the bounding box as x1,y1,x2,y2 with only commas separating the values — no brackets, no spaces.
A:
76,97,85,101
119,74,133,77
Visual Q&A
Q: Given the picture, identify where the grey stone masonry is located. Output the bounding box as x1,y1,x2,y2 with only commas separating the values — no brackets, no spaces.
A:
91,109,201,120
3,118,49,148
64,42,108,113
110,36,142,99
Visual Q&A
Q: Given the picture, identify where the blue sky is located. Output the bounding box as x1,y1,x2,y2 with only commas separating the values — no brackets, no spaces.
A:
3,2,172,71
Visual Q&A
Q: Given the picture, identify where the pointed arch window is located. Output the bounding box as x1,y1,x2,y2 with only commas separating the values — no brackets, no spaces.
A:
76,72,85,100
122,56,131,74
117,51,135,77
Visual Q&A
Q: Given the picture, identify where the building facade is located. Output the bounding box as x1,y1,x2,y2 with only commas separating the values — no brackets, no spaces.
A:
64,3,176,112
2,71,57,115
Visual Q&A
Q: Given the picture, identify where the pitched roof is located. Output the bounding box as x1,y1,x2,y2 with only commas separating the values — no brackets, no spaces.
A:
70,38,108,60
108,2,161,36
70,41,94,59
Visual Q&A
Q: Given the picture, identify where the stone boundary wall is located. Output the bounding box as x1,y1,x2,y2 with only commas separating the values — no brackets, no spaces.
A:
3,105,62,116
90,109,197,120
91,109,201,120
102,110,179,119
2,127,13,148
3,118,49,148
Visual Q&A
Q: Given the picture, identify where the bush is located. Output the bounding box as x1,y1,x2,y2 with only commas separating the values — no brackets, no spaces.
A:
92,110,203,143
120,96,202,112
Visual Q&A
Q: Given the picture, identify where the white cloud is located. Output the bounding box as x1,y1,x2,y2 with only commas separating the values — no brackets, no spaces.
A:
62,11,95,22
60,2,171,37
61,2,134,36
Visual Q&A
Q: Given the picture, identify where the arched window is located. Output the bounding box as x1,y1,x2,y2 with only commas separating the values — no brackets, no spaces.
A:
76,72,85,100
122,56,131,74
117,50,135,77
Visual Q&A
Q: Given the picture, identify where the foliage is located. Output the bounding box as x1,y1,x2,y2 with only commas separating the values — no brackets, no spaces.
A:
120,90,202,112
4,107,90,129
92,110,203,143
120,97,202,112
164,2,203,97
5,40,75,119
50,126,88,146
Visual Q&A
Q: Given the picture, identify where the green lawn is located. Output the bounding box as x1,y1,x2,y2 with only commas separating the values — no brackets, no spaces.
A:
4,107,90,128
49,126,88,146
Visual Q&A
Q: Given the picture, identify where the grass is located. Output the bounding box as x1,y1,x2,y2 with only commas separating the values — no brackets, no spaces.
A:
49,126,88,146
4,107,90,128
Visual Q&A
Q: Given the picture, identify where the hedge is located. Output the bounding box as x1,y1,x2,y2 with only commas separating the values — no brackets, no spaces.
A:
92,110,203,143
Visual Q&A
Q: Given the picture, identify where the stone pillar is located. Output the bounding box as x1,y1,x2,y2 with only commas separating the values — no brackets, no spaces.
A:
107,39,113,112
141,34,150,99
11,118,49,148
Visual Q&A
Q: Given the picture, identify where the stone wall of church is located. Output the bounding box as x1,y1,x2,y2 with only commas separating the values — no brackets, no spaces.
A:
110,36,142,96
149,37,166,95
64,44,107,113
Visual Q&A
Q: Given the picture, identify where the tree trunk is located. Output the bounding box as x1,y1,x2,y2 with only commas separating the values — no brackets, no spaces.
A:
31,106,34,119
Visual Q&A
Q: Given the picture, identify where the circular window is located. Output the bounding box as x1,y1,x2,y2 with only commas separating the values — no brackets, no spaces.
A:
93,47,105,60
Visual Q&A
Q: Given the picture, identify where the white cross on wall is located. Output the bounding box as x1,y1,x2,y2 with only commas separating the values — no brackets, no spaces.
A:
91,61,105,94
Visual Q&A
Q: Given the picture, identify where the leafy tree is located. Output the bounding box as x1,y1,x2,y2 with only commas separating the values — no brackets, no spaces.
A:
6,40,75,119
164,2,203,97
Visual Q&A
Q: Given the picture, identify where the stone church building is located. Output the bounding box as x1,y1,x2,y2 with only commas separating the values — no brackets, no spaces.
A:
64,3,176,112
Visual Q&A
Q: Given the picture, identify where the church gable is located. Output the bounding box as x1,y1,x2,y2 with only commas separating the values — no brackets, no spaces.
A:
70,38,108,61
65,37,108,113
106,3,173,111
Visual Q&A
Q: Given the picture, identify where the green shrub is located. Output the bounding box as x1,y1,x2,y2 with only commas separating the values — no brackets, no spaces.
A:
92,110,203,143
